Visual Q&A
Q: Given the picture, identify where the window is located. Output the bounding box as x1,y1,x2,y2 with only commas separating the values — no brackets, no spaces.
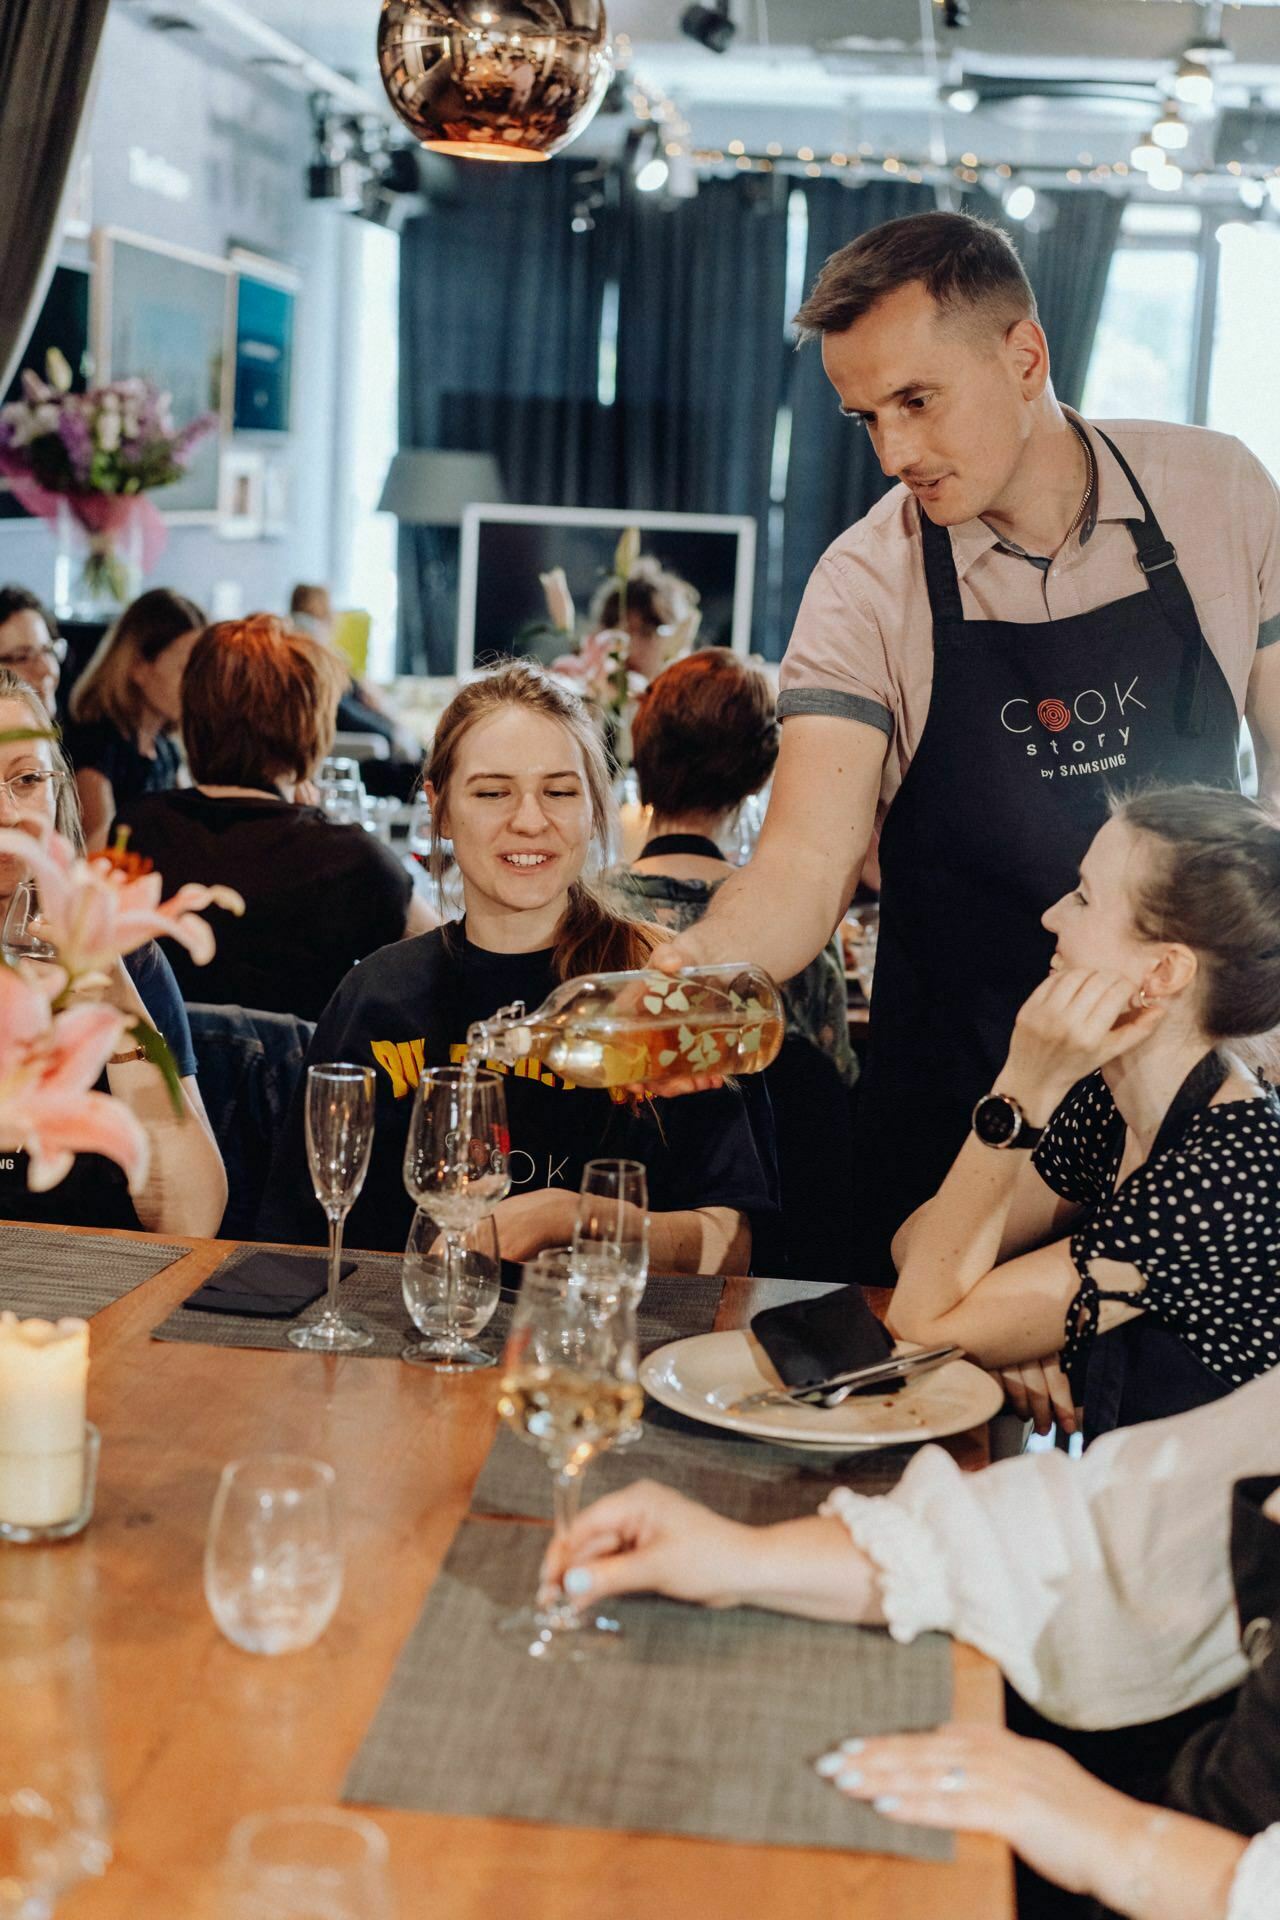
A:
1081,206,1201,424
1207,222,1280,479
333,221,400,680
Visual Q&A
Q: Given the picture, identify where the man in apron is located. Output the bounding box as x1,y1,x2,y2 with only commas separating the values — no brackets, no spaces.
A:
657,210,1280,1285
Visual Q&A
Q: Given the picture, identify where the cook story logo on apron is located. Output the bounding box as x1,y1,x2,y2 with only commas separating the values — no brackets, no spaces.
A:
999,675,1148,781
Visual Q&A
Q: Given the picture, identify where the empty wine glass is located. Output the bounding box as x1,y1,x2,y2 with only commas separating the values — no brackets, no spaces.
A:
204,1456,343,1656
402,1067,511,1372
405,792,433,872
0,1598,112,1915
572,1158,649,1303
316,757,365,827
495,1251,642,1661
222,1806,395,1920
573,1159,650,1448
401,1208,501,1368
290,1064,375,1354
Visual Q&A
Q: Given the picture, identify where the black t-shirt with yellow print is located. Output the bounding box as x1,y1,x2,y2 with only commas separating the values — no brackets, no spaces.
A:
257,926,778,1254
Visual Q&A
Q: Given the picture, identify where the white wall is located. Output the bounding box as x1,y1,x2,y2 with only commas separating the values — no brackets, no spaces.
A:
0,8,349,618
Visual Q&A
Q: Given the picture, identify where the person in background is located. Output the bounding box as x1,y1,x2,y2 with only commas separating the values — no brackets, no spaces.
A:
63,587,205,849
586,555,701,684
258,660,774,1265
115,615,435,1023
0,585,63,716
542,1370,1280,1920
617,649,855,1086
0,669,226,1235
288,580,421,771
888,787,1280,1446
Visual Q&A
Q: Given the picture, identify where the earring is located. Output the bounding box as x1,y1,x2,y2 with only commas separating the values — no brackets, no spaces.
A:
1136,989,1154,1008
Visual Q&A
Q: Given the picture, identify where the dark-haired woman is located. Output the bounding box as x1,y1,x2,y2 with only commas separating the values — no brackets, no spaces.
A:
888,786,1280,1446
258,662,775,1265
0,585,63,715
63,587,205,849
616,649,855,1086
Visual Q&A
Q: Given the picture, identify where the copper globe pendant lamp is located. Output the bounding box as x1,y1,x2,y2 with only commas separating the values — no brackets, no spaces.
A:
378,2,612,164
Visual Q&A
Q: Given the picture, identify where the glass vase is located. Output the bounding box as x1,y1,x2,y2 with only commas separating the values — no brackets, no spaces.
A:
53,498,144,621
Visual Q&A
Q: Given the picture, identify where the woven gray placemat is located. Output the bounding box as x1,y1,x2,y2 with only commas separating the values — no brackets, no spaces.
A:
344,1519,951,1860
473,1404,915,1525
0,1224,191,1321
150,1250,726,1360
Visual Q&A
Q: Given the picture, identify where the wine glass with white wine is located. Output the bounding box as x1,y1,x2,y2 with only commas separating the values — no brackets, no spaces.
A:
495,1250,642,1661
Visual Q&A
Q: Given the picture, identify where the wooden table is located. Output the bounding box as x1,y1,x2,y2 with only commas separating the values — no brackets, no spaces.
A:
7,1227,1013,1920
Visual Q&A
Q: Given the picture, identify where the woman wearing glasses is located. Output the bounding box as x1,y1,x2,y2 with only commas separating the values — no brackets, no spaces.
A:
0,669,226,1233
0,585,64,716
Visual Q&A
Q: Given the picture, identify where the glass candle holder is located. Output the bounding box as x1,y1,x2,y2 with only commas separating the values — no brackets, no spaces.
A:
0,1421,100,1543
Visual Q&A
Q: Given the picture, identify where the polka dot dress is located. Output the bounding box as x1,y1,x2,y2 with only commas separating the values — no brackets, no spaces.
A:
1033,1073,1280,1393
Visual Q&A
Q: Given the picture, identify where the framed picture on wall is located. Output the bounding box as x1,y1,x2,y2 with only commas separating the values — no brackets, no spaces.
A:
218,447,265,539
231,261,297,436
93,227,233,519
0,262,93,521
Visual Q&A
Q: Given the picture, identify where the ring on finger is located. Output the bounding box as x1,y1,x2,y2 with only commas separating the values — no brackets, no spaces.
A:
937,1768,968,1793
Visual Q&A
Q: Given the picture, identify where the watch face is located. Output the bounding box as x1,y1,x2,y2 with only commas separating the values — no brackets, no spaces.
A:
973,1095,1019,1147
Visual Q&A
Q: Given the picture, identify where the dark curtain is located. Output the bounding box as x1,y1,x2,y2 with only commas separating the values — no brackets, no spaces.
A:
997,190,1126,410
397,162,614,671
397,164,791,668
612,175,791,649
778,178,933,653
0,0,109,391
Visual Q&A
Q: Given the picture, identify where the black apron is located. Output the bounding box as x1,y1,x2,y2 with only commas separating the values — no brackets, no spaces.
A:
854,432,1241,1285
1079,1050,1236,1444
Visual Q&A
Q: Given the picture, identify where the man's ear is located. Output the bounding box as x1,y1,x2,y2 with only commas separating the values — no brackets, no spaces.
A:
1005,316,1051,403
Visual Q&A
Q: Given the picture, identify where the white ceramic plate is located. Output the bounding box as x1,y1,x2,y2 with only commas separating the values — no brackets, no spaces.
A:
640,1329,1003,1452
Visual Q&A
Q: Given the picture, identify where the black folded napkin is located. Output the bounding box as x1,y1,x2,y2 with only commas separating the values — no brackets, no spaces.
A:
750,1283,898,1392
183,1250,356,1319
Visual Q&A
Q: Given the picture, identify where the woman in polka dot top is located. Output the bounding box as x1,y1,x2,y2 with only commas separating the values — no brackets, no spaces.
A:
889,785,1280,1444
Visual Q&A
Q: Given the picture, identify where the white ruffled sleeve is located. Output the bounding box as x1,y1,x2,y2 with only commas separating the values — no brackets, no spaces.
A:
1227,1826,1280,1920
822,1366,1280,1730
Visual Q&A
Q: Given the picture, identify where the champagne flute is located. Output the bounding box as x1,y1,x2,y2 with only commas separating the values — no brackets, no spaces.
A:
289,1064,375,1353
572,1158,650,1447
495,1251,642,1661
401,1209,501,1367
401,1067,510,1371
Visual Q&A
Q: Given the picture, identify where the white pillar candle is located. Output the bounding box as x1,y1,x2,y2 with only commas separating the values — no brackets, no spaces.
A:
0,1314,90,1527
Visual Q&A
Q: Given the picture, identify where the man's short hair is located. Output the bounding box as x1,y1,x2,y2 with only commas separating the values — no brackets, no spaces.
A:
793,210,1037,342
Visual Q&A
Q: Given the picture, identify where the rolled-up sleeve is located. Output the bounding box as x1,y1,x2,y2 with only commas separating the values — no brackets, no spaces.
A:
778,551,895,737
822,1367,1280,1729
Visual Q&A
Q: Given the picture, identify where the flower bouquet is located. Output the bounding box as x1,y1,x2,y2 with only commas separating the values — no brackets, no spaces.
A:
540,529,649,768
0,350,217,614
0,805,242,1196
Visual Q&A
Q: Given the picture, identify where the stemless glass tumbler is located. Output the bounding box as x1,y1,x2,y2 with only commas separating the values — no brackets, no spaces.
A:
204,1456,343,1656
222,1806,395,1920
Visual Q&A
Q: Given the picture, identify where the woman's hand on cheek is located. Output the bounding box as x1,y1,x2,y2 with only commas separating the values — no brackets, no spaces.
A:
1001,968,1166,1115
490,1187,579,1263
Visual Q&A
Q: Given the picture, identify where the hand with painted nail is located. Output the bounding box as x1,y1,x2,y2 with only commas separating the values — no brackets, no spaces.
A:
813,1724,1249,1920
540,1480,760,1610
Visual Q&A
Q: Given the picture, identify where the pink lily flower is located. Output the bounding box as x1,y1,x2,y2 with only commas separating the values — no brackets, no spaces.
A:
0,829,244,980
0,968,148,1192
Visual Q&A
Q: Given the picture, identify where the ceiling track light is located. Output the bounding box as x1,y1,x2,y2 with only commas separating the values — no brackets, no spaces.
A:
1173,55,1214,109
1153,104,1190,152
